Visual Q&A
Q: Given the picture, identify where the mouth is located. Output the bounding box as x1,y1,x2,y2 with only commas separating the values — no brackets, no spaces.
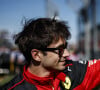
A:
59,60,66,65
59,58,66,62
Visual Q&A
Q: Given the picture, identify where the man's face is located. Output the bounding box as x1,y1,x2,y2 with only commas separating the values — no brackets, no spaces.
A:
40,38,70,71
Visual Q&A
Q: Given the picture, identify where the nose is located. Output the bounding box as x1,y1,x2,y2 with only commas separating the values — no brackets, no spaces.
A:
62,49,70,57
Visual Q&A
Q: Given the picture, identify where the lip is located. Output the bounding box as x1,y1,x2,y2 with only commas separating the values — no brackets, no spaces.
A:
59,61,66,65
59,59,66,62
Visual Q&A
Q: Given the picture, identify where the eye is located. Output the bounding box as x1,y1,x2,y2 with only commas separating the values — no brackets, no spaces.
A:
59,48,64,56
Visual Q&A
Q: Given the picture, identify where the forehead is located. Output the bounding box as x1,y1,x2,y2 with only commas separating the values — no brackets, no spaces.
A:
48,38,66,48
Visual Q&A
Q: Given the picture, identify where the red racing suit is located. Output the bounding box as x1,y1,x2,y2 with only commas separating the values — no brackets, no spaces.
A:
1,59,100,90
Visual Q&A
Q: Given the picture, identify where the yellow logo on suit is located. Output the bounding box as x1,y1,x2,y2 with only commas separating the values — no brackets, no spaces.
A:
62,76,71,90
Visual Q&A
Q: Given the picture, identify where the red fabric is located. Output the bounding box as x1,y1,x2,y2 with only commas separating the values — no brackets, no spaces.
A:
73,59,100,90
56,72,66,82
23,66,61,90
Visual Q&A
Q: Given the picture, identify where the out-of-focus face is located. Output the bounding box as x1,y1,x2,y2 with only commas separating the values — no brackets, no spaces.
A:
40,38,70,71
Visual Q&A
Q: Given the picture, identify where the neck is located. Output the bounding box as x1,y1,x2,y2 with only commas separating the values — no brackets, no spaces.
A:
28,64,51,77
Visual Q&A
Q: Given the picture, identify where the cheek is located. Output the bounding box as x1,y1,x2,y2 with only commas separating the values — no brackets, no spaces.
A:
42,53,59,66
48,53,59,62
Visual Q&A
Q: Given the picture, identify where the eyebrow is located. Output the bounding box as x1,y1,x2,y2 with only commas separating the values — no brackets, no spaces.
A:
37,42,67,51
56,42,67,49
37,44,65,51
55,44,64,49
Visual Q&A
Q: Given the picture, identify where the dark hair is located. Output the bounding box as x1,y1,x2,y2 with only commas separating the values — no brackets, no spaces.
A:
14,18,71,64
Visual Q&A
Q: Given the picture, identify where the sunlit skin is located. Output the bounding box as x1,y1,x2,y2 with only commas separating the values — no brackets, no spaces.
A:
29,38,70,77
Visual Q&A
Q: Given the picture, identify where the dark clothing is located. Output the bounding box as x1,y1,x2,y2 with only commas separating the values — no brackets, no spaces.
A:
1,60,100,90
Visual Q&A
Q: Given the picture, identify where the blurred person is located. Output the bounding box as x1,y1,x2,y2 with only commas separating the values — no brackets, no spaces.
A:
1,18,100,90
0,46,10,69
0,46,10,55
10,47,25,73
69,48,80,61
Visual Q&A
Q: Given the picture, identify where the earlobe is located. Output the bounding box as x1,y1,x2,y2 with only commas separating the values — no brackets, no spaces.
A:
31,49,41,61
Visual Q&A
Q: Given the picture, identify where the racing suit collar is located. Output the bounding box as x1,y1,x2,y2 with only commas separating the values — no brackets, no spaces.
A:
23,65,58,85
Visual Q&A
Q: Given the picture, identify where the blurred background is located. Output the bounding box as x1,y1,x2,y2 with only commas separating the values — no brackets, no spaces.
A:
0,0,100,89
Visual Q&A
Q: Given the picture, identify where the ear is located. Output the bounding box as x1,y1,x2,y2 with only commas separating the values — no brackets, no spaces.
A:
31,49,41,61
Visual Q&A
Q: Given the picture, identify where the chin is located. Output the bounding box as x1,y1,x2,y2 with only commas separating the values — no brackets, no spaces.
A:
58,63,66,70
57,66,65,71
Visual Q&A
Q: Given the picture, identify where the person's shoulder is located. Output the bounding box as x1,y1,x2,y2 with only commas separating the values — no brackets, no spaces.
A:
65,59,88,65
1,73,24,90
61,60,88,89
64,60,88,78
